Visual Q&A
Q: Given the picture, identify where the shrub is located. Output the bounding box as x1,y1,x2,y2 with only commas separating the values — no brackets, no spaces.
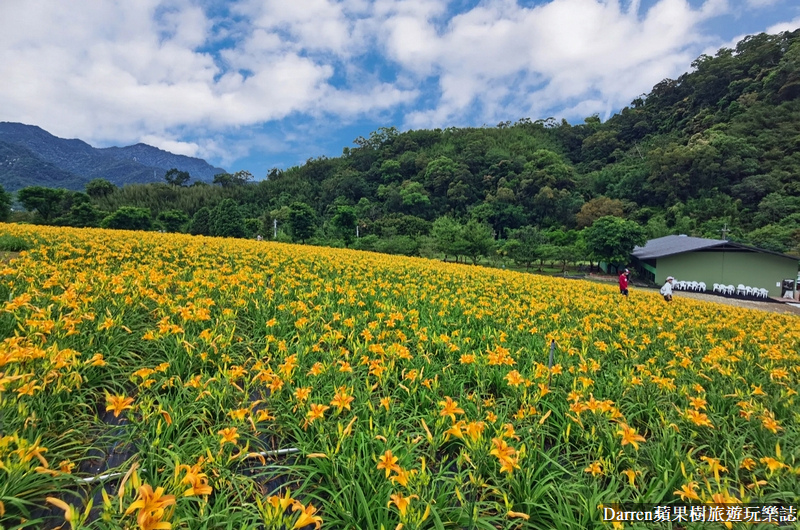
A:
210,199,245,238
0,234,31,252
188,207,211,236
101,207,153,230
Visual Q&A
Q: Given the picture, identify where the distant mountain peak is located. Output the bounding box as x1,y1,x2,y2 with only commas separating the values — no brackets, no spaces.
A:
0,122,226,191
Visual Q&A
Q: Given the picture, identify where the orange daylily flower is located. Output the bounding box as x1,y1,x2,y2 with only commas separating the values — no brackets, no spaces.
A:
388,493,418,517
218,427,239,446
106,394,135,418
124,484,176,529
292,502,323,529
438,396,464,422
617,423,646,450
330,387,355,413
306,403,329,424
674,482,700,501
377,450,402,478
584,461,603,477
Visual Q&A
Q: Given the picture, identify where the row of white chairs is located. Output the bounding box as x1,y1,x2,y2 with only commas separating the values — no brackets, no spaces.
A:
713,283,769,298
674,280,706,292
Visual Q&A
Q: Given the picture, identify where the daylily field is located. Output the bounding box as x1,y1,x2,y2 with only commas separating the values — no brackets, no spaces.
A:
0,225,798,530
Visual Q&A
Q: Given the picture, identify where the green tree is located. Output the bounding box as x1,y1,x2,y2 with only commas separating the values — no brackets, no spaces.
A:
756,193,800,225
331,206,358,246
267,206,292,239
156,209,190,232
542,244,580,272
545,228,580,247
424,156,461,194
582,216,647,270
85,179,116,199
520,149,575,190
244,218,262,238
530,187,583,228
581,130,623,163
576,196,626,228
188,207,212,236
644,214,671,239
101,207,152,230
504,225,548,269
210,199,246,238
0,185,11,222
462,219,496,264
17,186,66,222
288,202,316,243
431,216,468,262
730,173,781,208
352,234,379,252
554,242,587,272
371,214,431,237
164,168,191,187
58,203,105,227
379,160,402,183
745,224,795,253
399,181,431,216
213,170,253,188
470,200,527,236
375,235,420,256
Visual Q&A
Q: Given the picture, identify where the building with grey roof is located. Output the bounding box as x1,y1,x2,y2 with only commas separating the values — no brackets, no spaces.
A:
630,235,799,298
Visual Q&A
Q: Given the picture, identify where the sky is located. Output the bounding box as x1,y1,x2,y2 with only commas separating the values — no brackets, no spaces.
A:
1,0,798,178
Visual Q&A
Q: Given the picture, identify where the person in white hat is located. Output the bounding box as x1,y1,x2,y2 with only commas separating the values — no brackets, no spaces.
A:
660,276,675,302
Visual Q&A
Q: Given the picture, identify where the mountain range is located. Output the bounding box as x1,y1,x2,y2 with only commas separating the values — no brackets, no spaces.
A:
0,122,226,192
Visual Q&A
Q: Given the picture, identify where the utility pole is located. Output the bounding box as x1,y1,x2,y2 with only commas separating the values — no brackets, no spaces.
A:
720,222,729,240
273,219,277,239
356,225,359,238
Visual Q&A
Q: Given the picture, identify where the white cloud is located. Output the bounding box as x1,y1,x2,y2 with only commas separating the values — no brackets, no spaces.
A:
139,135,201,157
0,0,792,172
0,0,413,154
746,0,782,7
766,17,800,34
391,0,731,129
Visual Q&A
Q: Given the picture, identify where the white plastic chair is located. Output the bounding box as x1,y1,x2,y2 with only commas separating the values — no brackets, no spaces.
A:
758,288,769,298
737,284,746,296
726,285,735,295
675,281,685,291
713,283,721,293
698,282,706,292
745,286,754,297
689,281,699,291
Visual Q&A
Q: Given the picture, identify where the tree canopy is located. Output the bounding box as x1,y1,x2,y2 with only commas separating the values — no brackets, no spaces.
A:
164,168,191,187
583,216,648,269
18,186,66,221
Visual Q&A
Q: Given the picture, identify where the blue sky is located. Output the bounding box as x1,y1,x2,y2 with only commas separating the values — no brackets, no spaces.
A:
1,0,798,179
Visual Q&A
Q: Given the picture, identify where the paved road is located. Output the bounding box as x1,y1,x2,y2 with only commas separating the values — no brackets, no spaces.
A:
649,289,800,316
581,273,799,315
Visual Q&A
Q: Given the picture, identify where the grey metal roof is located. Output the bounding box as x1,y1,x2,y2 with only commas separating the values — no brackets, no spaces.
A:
632,235,800,261
632,235,729,259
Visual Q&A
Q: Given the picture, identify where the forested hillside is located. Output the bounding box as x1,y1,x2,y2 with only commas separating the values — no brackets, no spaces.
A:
7,29,800,262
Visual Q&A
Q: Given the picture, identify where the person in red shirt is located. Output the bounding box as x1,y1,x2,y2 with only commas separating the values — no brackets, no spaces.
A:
619,268,631,296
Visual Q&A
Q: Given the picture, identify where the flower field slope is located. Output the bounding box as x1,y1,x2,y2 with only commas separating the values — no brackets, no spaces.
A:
0,225,798,529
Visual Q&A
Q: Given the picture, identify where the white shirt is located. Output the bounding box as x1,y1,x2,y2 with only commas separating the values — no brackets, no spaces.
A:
661,281,673,296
